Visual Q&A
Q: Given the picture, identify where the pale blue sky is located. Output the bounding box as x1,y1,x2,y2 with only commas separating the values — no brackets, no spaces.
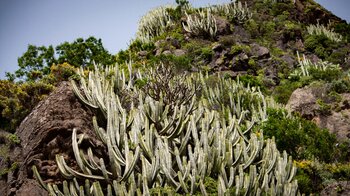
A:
0,0,349,79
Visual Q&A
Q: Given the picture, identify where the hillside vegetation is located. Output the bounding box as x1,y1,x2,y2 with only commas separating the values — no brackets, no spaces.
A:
1,0,350,195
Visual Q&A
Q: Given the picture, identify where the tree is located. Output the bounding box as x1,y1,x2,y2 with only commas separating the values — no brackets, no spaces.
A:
56,36,116,68
16,45,56,81
14,36,116,81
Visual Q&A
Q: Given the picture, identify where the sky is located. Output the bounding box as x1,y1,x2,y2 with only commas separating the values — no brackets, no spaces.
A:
0,0,349,79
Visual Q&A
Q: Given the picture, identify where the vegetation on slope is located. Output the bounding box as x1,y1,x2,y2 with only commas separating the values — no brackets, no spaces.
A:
1,0,350,195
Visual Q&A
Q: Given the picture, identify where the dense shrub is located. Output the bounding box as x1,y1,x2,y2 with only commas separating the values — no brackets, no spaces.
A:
304,34,338,59
282,20,302,41
307,66,342,82
260,108,337,162
153,54,192,70
295,160,350,194
198,47,214,62
331,78,350,93
0,80,53,132
116,39,156,66
244,19,259,38
270,2,295,17
237,74,265,91
326,46,350,65
49,63,77,83
230,44,251,55
334,22,350,42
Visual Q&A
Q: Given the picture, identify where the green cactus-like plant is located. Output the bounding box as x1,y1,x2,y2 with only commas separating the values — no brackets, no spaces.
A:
307,22,343,43
182,9,217,38
136,6,174,43
34,65,299,195
200,73,283,125
289,51,341,79
209,1,252,24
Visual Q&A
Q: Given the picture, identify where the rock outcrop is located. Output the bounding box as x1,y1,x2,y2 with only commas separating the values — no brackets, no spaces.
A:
321,181,350,196
287,84,328,119
1,82,95,196
288,86,350,141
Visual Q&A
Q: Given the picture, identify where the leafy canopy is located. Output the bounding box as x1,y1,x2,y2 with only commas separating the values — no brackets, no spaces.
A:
13,36,116,81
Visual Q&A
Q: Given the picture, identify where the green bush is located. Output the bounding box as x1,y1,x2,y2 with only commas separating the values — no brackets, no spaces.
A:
230,44,251,55
331,79,350,93
199,47,214,61
129,39,156,52
316,99,332,116
295,169,313,195
326,47,349,65
334,22,350,43
308,66,342,82
281,20,302,41
0,80,53,132
0,162,18,177
244,19,259,38
260,108,337,162
295,160,350,194
238,74,265,91
6,134,20,145
261,21,276,37
151,54,192,71
304,34,338,59
270,2,294,16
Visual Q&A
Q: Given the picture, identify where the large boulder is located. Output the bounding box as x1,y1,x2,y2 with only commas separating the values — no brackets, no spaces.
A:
2,81,95,195
288,86,350,140
214,16,231,36
250,43,270,60
287,84,328,119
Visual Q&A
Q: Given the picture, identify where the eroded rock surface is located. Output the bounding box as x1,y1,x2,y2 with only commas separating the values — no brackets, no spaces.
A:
288,86,350,141
1,82,95,195
287,84,328,119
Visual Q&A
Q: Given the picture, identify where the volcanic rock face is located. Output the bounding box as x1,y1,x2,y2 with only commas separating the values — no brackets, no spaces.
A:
288,86,350,141
2,82,95,196
287,85,328,119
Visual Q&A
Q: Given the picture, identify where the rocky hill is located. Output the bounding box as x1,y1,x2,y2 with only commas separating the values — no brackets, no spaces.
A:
1,0,350,195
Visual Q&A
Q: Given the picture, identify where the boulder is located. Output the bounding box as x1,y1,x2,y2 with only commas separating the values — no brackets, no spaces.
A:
214,16,231,36
232,26,250,43
250,44,270,59
231,53,249,72
137,50,148,57
2,82,96,195
288,87,350,140
281,54,297,70
212,43,223,52
162,50,172,55
287,84,328,119
173,49,186,56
